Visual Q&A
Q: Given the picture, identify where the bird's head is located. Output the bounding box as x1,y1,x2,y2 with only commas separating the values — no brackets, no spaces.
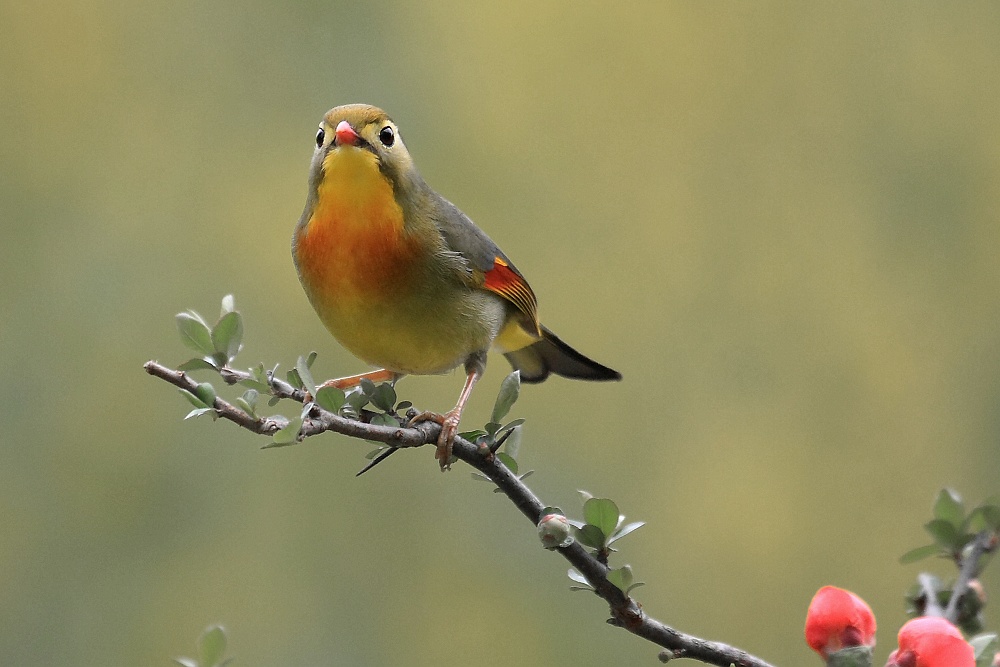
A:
310,104,418,193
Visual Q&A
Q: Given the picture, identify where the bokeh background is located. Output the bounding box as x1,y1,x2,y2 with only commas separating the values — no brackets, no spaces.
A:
3,2,999,665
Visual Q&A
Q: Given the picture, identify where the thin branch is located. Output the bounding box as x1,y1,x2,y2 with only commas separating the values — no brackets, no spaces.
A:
144,359,777,667
944,530,995,624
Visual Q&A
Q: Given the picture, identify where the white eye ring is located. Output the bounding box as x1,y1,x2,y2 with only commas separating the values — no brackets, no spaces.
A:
378,125,395,147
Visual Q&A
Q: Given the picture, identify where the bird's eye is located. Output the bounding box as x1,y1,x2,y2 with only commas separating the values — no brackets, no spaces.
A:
378,125,395,147
315,127,325,148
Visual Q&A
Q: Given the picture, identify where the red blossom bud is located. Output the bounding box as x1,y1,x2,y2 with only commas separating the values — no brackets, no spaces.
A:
884,617,974,667
805,586,877,658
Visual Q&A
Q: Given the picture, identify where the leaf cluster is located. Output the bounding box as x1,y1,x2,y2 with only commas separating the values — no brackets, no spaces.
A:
901,489,1000,565
900,489,1000,646
174,296,248,420
176,295,244,372
562,493,645,596
469,371,531,487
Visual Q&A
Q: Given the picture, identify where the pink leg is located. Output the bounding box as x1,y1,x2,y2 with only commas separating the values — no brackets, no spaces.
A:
318,368,399,391
410,367,482,470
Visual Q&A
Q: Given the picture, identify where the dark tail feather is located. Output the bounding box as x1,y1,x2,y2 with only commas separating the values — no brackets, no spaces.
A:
502,325,622,384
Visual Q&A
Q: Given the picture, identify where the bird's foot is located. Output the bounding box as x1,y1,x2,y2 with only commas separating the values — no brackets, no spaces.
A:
408,409,461,471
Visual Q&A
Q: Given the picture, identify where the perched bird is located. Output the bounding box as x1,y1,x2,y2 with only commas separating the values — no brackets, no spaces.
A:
293,104,620,469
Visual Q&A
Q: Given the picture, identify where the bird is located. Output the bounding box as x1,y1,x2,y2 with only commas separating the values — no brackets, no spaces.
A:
292,104,620,469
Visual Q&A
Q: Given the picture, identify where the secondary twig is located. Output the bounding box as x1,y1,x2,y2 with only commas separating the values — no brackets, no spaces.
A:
144,359,777,667
944,530,996,624
918,573,945,617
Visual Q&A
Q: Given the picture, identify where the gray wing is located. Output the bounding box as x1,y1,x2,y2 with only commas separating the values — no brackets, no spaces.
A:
429,195,513,275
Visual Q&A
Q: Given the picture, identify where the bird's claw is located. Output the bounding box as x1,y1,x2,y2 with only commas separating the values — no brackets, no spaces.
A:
408,409,461,470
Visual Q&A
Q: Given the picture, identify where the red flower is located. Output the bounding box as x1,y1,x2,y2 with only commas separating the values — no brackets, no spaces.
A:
885,616,974,667
805,586,877,658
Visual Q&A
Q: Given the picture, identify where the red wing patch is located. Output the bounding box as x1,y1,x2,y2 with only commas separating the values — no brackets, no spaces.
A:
483,257,540,334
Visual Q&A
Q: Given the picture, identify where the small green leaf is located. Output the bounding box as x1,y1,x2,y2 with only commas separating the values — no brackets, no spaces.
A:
178,357,218,372
185,407,213,420
575,524,606,549
981,505,1000,529
211,311,243,362
345,390,369,411
234,397,256,418
970,633,998,667
606,565,634,594
239,364,270,392
295,355,317,396
193,382,217,407
359,378,376,396
608,521,645,546
584,498,620,539
267,395,280,407
485,421,502,437
315,386,346,413
199,625,227,667
567,568,594,591
370,383,397,412
179,388,209,409
271,417,302,446
499,418,525,435
899,543,940,564
924,518,961,550
236,389,259,415
305,351,318,368
176,311,215,356
626,581,645,594
491,371,521,423
933,488,965,528
502,425,523,459
240,378,270,392
370,412,398,427
496,452,518,474
967,505,1000,532
396,400,412,411
286,369,303,389
242,388,259,407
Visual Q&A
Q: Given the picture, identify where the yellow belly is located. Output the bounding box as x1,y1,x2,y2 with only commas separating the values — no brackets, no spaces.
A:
313,282,506,375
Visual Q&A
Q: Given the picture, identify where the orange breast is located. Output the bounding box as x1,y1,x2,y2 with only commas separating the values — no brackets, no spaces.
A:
295,147,419,310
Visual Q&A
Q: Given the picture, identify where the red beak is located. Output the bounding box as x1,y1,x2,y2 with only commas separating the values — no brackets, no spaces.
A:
335,120,360,146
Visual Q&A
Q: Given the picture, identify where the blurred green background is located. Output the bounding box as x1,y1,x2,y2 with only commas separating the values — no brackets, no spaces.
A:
2,2,999,665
